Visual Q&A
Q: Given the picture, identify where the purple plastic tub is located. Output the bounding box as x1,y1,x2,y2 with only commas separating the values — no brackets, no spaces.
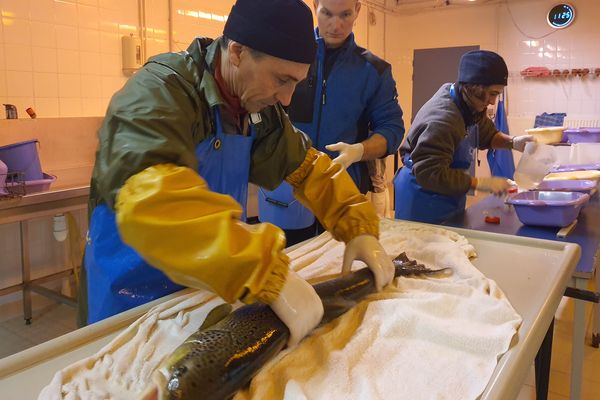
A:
535,179,597,193
563,128,600,144
6,173,56,195
550,163,600,173
0,139,43,181
506,191,590,227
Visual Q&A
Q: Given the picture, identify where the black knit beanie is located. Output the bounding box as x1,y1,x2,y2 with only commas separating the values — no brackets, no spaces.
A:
458,50,508,86
224,0,316,64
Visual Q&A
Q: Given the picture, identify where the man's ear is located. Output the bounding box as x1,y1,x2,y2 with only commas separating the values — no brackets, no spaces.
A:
228,41,243,67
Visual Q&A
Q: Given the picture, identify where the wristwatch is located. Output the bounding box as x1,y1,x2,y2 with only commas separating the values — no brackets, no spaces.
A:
508,136,514,149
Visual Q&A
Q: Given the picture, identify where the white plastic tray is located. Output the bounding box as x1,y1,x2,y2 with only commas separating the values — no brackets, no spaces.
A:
0,226,579,400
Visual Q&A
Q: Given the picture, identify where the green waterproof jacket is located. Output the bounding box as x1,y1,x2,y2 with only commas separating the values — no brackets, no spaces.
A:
89,37,312,214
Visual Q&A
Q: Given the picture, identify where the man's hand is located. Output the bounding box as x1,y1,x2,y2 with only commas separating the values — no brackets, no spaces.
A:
325,142,364,170
269,270,324,347
342,235,395,291
475,177,512,196
511,135,536,152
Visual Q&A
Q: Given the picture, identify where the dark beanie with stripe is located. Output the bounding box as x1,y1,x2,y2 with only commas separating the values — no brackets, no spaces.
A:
224,0,316,64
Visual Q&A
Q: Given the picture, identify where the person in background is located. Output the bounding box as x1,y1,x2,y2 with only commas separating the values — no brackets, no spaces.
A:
258,0,405,245
80,0,395,347
394,50,535,224
367,158,390,217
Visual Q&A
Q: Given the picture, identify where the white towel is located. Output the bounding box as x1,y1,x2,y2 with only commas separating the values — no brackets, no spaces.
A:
234,219,521,400
39,293,225,400
39,220,521,400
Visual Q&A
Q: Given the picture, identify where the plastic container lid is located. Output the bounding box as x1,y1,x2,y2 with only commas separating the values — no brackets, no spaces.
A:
535,179,597,193
506,191,590,207
550,163,600,173
563,128,600,144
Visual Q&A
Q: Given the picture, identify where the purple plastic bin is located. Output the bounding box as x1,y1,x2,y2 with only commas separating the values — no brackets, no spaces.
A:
535,179,597,193
550,163,600,173
506,191,590,227
6,173,56,195
0,140,43,181
563,128,600,144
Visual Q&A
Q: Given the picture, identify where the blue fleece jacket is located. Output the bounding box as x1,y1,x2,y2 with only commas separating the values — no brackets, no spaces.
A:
287,31,405,194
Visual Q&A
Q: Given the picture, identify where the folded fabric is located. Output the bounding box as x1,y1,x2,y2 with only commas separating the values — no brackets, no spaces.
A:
39,220,521,400
534,112,566,128
39,292,225,400
235,219,521,400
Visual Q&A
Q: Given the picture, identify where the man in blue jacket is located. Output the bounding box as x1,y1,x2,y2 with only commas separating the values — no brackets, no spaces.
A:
259,0,405,245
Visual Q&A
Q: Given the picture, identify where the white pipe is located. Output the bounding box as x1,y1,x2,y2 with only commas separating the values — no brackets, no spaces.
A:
365,0,500,15
53,214,67,242
168,0,174,52
142,0,148,62
137,0,143,58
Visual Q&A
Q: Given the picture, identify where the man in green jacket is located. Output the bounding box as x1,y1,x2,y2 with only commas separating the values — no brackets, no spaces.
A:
81,0,395,348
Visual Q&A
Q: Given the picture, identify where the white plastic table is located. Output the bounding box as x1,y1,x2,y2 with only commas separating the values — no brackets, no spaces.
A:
0,226,579,400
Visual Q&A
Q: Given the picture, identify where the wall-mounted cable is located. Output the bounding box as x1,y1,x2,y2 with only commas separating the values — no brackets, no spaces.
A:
504,0,556,40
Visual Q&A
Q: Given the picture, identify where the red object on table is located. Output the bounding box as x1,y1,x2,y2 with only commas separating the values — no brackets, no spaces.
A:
485,215,501,224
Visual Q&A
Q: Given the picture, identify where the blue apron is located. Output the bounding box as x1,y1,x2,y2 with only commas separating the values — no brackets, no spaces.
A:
84,106,255,324
394,84,478,224
258,182,315,230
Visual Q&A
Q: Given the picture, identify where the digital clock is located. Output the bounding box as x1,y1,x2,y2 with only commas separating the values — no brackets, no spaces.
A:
547,4,575,29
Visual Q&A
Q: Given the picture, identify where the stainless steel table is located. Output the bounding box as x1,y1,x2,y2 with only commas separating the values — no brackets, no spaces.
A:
443,194,600,400
0,225,579,400
0,185,90,324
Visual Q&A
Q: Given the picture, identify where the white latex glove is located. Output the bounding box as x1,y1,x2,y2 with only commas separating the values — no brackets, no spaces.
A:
269,270,324,347
325,142,364,170
476,177,511,195
342,234,395,292
511,134,537,152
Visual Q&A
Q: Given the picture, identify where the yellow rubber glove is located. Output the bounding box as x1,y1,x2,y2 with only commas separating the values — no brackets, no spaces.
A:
115,164,289,305
286,147,379,243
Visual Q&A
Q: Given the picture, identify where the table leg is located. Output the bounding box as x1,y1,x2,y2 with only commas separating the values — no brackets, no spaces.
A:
535,318,554,400
20,221,32,325
593,254,600,348
570,277,587,400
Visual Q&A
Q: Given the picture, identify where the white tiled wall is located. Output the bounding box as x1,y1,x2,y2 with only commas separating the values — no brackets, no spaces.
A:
170,0,234,51
0,0,373,120
0,0,237,119
499,0,600,119
384,0,600,130
0,0,135,117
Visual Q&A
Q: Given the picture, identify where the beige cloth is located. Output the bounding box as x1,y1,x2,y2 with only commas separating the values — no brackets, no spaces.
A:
39,219,521,400
234,220,521,400
544,170,600,181
39,293,225,400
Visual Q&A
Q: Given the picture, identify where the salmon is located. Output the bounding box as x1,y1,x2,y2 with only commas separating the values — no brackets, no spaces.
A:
157,253,447,400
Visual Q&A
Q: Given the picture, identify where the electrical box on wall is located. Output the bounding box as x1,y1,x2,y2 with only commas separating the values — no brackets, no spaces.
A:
122,34,143,75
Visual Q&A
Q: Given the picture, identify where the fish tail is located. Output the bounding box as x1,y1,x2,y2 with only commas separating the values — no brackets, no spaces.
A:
393,252,450,277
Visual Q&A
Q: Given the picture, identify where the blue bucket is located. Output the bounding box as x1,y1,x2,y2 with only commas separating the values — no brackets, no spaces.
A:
0,140,43,181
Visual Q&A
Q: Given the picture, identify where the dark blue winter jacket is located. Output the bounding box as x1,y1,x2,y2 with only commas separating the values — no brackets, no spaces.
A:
287,31,405,193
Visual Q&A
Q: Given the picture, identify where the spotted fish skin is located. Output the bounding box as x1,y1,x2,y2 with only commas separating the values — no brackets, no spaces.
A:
161,253,447,400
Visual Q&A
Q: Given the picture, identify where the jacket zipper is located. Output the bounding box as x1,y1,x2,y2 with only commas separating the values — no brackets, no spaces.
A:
315,78,327,148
